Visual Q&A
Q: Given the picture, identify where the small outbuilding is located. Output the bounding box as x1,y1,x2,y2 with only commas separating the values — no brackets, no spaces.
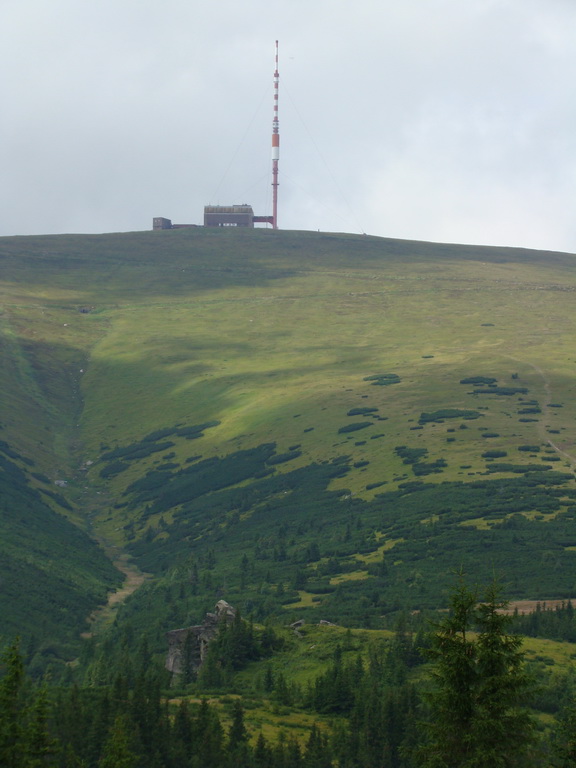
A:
153,217,173,230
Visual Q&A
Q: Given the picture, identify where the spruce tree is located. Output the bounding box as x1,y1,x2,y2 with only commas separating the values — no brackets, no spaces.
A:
25,687,58,768
553,703,576,766
98,714,139,768
0,639,25,768
421,579,537,768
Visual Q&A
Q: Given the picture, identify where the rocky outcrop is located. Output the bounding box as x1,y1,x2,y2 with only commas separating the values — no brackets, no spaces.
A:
165,600,236,678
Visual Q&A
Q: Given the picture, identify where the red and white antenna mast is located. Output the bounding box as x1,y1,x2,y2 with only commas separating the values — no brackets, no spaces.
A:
271,40,280,229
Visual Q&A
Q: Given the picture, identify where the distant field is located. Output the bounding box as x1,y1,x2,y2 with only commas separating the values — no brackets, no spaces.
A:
503,599,576,615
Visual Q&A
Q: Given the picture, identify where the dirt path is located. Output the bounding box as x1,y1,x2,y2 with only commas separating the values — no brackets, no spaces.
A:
524,361,576,472
505,355,576,471
82,548,151,638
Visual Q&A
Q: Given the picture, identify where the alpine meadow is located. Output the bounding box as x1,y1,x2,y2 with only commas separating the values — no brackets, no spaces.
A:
3,226,576,766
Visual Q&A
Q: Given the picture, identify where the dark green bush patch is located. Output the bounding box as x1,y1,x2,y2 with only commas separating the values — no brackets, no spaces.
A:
412,459,447,476
354,461,370,468
419,409,481,424
124,442,281,517
363,373,401,386
395,446,428,464
366,481,387,490
472,387,528,396
176,421,220,439
338,422,373,434
101,440,175,463
142,427,176,442
124,470,174,494
487,463,552,474
370,434,385,439
0,440,24,460
39,489,73,510
518,445,540,452
31,472,50,484
518,407,541,414
481,432,500,438
266,450,302,466
303,427,315,432
519,418,539,423
347,407,379,416
460,376,497,386
549,403,563,408
253,467,274,479
99,461,130,478
482,451,508,459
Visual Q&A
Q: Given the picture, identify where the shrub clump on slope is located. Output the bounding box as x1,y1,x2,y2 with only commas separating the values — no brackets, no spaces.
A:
419,409,481,424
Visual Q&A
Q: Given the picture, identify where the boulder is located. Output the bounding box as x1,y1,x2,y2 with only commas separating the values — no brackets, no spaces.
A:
165,600,236,678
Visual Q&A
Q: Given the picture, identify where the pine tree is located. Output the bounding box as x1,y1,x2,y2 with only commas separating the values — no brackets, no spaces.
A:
553,703,576,766
227,700,249,767
254,732,272,768
0,639,25,768
195,699,224,768
421,579,537,768
98,714,139,768
228,700,248,748
303,724,331,768
25,687,58,768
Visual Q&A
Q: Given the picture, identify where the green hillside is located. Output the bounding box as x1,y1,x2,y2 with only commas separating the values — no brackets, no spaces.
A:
2,227,576,665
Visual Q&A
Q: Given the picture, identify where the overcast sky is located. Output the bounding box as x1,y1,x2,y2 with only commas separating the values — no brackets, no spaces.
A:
1,0,575,252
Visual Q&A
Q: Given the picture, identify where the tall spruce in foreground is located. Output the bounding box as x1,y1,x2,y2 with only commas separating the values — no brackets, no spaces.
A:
0,640,57,768
553,703,576,766
420,580,537,768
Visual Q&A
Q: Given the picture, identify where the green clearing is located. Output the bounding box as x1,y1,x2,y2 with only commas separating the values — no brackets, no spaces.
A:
168,620,576,748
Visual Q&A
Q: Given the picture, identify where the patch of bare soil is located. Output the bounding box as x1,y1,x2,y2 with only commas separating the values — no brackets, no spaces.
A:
500,598,575,615
81,552,151,638
525,361,576,471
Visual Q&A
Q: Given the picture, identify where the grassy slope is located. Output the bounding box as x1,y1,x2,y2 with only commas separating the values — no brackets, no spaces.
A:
3,227,576,651
3,228,576,480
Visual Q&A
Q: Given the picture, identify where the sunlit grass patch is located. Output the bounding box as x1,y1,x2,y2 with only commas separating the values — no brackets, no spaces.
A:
355,539,404,563
329,570,369,585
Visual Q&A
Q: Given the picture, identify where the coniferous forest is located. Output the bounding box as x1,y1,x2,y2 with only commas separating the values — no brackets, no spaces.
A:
4,582,576,766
